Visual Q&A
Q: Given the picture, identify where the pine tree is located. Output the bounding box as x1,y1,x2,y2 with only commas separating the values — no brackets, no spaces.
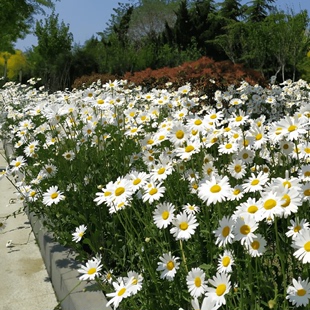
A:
246,0,276,22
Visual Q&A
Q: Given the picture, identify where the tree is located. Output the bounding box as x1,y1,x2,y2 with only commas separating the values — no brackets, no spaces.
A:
267,10,310,81
174,0,195,50
0,0,55,52
29,12,73,91
246,0,276,22
217,0,244,22
0,50,28,82
127,0,181,42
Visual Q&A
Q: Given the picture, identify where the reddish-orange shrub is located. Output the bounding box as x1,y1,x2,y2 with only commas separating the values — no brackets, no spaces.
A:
72,57,267,104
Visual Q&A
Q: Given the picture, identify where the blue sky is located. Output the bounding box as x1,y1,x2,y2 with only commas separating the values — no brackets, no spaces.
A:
15,0,309,51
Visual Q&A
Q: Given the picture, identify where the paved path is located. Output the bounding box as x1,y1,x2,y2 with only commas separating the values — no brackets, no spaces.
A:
0,142,59,310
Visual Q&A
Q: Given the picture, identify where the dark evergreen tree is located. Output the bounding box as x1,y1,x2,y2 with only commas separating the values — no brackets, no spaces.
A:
190,0,224,59
246,0,276,22
217,0,244,21
112,5,134,47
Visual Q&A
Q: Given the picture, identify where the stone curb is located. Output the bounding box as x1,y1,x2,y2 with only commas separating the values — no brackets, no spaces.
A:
3,140,111,310
28,212,111,310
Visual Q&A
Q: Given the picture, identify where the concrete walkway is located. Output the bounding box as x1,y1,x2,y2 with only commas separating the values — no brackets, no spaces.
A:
0,143,59,310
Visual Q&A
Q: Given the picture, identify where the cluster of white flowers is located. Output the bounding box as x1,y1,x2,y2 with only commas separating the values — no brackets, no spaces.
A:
2,77,310,309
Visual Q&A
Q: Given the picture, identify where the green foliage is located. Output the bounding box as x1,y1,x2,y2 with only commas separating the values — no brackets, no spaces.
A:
28,12,73,91
0,0,55,52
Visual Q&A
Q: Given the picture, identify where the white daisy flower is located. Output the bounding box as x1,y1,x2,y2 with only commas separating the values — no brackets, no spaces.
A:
245,233,267,257
170,211,199,241
72,224,87,243
286,277,310,307
124,271,143,295
142,181,165,204
186,267,207,298
217,250,234,273
292,229,310,263
213,216,235,247
242,171,269,193
234,215,258,246
78,257,102,281
153,202,175,229
286,218,309,240
106,277,134,309
42,185,65,206
197,175,231,206
156,252,180,281
205,272,231,306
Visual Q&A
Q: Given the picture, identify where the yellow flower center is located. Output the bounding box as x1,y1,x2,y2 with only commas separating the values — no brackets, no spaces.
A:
256,133,262,140
115,187,125,196
294,225,301,233
147,139,154,145
305,147,310,154
87,267,97,275
15,161,21,167
264,199,276,210
158,167,166,175
243,153,249,159
288,125,297,132
304,189,310,196
222,256,230,267
149,188,158,195
132,278,138,285
248,205,258,213
210,184,221,193
216,284,226,296
283,143,289,150
104,191,111,197
185,145,194,153
133,178,141,185
166,261,175,270
297,289,307,296
234,165,242,173
222,226,230,237
251,240,260,250
225,143,232,149
240,224,250,235
194,119,202,125
162,211,169,220
275,127,282,135
281,194,291,207
179,222,189,230
304,241,310,252
175,130,185,139
251,179,259,186
236,116,243,122
118,287,126,296
233,189,240,195
305,171,310,177
210,114,217,119
194,277,201,287
51,192,58,199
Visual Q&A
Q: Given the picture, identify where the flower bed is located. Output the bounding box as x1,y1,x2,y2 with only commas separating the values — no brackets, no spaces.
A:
1,78,310,309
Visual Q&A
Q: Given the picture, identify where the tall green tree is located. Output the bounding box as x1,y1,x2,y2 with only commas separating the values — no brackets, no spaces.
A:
246,0,276,22
29,12,73,91
217,0,244,21
0,0,55,52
